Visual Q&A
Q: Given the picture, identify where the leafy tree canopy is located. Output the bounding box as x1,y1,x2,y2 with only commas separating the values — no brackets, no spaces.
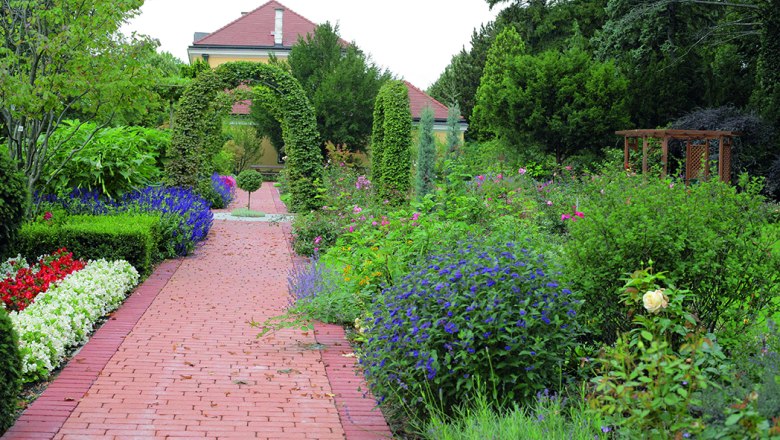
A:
0,0,159,194
473,28,630,163
287,22,392,151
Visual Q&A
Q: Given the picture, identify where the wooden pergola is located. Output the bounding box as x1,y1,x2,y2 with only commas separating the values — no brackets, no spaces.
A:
616,129,739,183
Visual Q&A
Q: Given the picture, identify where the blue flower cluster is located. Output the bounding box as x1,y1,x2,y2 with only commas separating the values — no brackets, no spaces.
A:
38,186,213,256
359,239,582,415
210,173,234,208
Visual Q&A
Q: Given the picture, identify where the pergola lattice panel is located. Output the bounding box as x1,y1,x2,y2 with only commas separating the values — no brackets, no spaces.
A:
616,129,738,183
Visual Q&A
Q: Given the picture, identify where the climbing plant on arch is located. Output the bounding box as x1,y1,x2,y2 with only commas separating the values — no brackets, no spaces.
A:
371,80,412,203
166,61,323,212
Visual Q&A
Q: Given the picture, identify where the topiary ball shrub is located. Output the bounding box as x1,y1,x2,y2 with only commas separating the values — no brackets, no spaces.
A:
359,239,582,417
0,309,22,435
0,151,29,259
237,169,264,209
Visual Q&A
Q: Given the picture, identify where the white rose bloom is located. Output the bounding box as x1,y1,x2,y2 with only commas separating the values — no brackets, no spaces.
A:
642,289,669,314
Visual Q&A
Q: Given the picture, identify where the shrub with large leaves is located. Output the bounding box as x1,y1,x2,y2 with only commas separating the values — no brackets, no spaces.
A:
42,121,168,197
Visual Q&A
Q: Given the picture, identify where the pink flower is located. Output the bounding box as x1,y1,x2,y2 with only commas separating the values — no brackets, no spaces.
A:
43,211,53,221
314,247,319,252
313,236,322,245
565,166,573,171
574,211,584,218
356,175,371,190
496,174,503,180
353,205,362,213
411,212,420,221
561,214,571,221
518,167,527,175
348,225,354,233
669,183,675,189
546,200,553,206
372,221,378,226
477,175,485,181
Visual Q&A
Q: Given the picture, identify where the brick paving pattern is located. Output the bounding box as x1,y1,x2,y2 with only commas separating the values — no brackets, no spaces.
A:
2,183,391,440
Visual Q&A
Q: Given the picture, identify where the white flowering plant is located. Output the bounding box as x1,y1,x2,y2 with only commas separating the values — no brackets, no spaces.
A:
587,266,728,438
8,259,139,383
0,255,30,281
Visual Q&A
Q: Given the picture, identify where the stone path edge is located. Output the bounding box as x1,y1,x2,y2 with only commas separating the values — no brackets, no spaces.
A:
272,186,392,440
1,259,182,440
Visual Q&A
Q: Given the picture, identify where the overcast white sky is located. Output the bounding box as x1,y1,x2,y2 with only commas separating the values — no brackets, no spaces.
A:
122,0,507,90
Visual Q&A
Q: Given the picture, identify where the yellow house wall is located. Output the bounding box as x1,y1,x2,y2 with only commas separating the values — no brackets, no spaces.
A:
204,55,272,68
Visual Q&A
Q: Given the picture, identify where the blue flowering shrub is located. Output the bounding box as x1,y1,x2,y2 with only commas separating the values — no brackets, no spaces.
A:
196,173,234,209
359,238,582,416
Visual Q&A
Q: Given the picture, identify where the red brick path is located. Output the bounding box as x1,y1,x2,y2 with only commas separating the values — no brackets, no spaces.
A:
3,183,391,440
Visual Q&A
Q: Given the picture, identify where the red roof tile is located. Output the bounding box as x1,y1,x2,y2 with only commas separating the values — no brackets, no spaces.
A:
194,1,317,47
231,82,459,120
404,81,455,121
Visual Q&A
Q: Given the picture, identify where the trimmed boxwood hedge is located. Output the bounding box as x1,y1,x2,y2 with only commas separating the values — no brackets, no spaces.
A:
0,309,22,436
17,214,161,276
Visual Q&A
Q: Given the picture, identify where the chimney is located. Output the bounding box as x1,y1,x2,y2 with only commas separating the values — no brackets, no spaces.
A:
193,32,209,43
274,9,283,45
241,11,249,15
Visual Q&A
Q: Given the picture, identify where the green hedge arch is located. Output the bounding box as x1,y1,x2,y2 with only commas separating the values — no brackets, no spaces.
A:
167,61,322,212
371,80,412,203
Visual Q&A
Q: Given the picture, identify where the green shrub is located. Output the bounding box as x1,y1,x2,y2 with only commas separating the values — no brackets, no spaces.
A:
0,151,28,259
0,309,22,435
292,210,342,256
565,173,780,344
415,106,436,201
587,268,728,438
197,178,226,209
360,237,582,417
372,80,412,203
42,121,167,197
17,214,161,275
697,320,780,438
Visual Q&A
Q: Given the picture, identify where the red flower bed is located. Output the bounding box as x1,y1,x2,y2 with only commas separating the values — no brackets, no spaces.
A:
0,248,86,312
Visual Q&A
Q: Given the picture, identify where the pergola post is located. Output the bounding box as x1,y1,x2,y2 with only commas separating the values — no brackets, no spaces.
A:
661,136,669,177
624,136,630,170
642,136,649,174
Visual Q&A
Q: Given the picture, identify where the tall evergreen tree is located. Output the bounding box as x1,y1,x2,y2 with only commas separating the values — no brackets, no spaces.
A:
287,22,391,152
415,107,436,201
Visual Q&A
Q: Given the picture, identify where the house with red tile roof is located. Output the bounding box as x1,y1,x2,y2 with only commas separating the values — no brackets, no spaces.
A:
187,1,466,165
188,0,321,65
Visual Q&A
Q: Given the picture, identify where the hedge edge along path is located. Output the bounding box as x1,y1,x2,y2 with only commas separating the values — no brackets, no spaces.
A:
167,61,323,212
